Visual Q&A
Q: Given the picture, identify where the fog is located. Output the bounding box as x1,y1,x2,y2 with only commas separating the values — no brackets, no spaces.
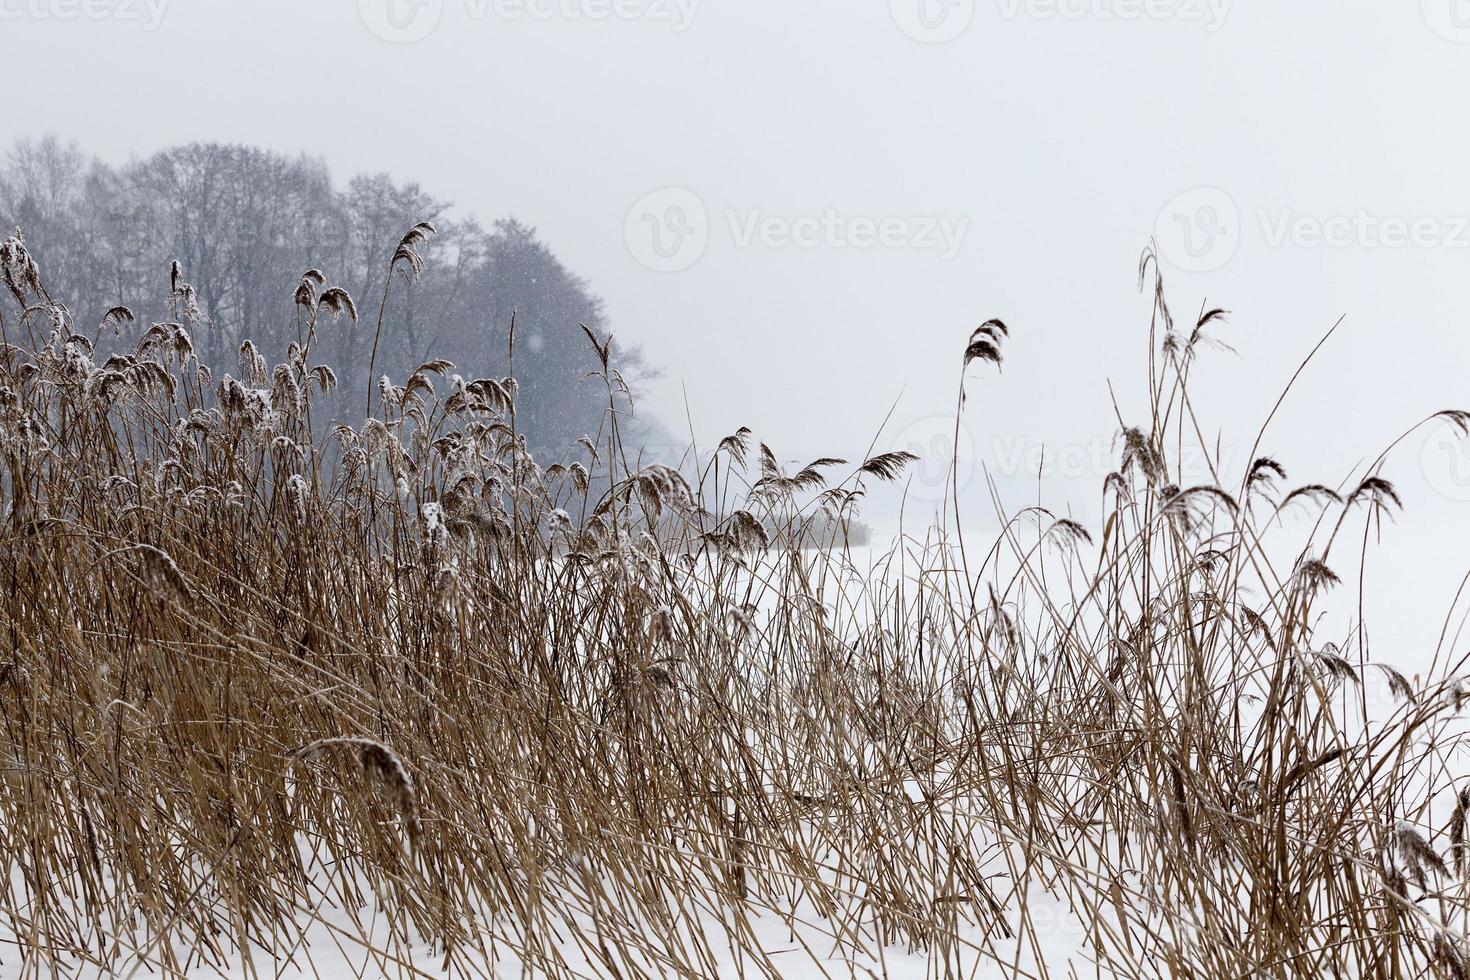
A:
8,0,1470,634
12,6,1470,975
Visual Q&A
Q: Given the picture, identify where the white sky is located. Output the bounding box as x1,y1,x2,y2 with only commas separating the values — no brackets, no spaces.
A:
6,0,1470,647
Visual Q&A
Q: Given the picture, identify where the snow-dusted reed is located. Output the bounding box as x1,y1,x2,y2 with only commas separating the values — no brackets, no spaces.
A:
2,230,1470,978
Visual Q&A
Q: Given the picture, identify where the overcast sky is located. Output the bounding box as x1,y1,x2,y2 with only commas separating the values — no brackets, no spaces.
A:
8,1,1470,573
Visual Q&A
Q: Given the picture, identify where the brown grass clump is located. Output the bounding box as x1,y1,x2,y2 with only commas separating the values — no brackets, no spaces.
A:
1,229,1470,978
287,738,423,846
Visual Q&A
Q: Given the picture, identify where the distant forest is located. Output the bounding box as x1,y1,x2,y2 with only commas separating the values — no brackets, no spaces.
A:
0,137,654,454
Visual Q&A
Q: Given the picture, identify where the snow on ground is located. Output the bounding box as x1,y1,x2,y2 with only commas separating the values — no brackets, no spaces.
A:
1,860,1093,979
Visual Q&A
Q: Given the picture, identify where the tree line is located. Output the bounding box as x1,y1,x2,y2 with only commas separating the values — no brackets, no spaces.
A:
0,137,652,453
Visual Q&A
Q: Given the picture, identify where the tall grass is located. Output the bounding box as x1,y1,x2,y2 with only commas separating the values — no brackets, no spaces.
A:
1,226,1469,978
